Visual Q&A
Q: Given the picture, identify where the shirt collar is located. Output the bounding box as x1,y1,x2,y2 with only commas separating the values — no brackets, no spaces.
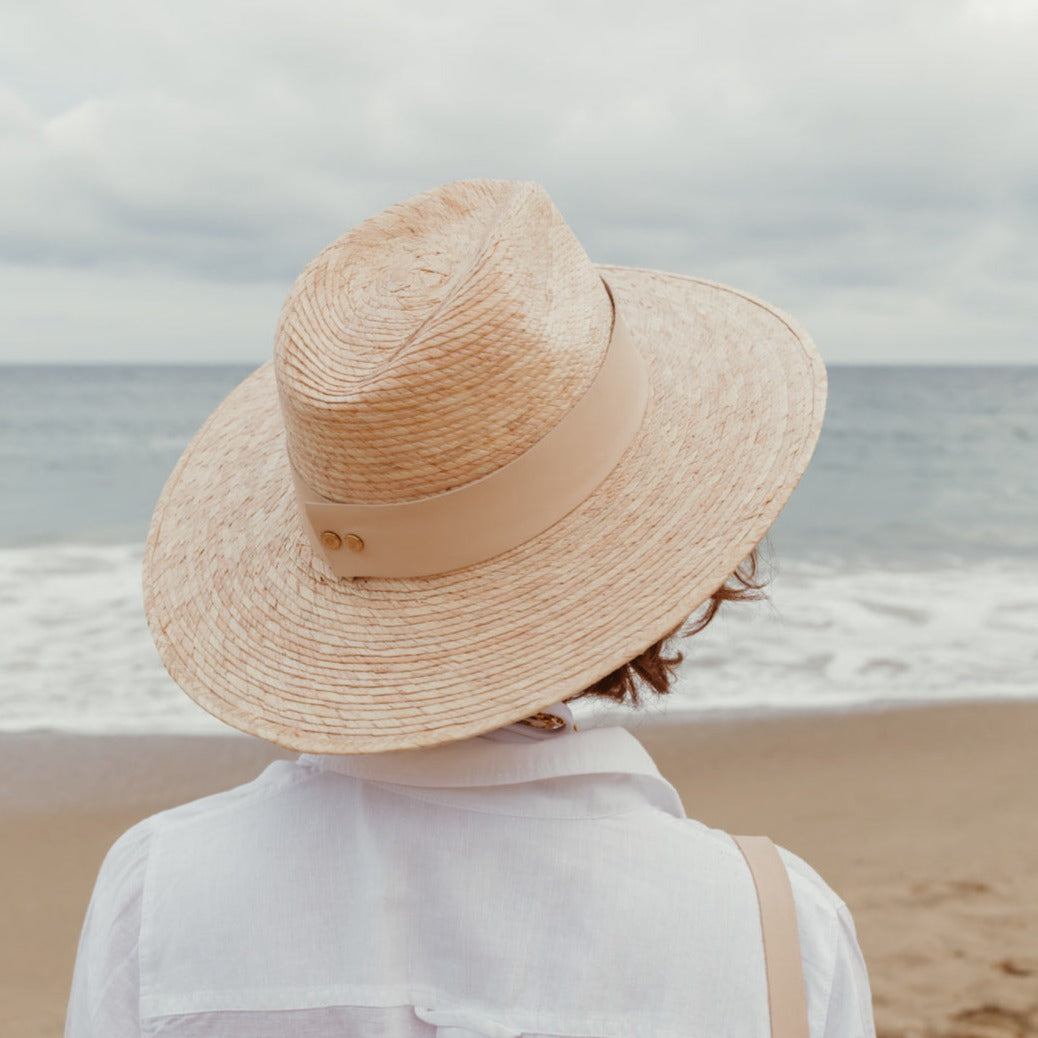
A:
297,717,684,818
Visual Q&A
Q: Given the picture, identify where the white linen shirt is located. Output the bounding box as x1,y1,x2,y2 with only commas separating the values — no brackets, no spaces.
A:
66,717,875,1037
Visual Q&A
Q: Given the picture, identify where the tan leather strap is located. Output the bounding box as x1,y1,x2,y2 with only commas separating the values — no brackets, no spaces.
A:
290,279,650,578
732,835,810,1038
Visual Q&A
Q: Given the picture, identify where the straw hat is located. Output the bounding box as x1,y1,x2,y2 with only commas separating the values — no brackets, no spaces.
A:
143,179,826,754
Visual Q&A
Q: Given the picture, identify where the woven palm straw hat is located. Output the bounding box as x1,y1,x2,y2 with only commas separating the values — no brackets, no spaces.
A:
143,179,826,754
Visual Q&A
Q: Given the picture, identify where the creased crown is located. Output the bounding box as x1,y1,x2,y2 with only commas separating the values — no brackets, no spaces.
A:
274,179,613,503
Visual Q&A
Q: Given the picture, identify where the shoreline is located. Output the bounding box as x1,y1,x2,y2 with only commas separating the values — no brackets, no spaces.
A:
4,699,1037,1037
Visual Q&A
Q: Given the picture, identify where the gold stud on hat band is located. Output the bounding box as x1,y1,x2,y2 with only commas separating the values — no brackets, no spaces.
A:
320,531,365,552
290,281,649,579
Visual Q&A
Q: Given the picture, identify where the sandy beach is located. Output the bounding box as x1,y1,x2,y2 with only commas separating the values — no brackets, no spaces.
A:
4,700,1037,1037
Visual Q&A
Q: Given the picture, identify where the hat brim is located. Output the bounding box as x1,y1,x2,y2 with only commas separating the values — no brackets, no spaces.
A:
143,265,826,753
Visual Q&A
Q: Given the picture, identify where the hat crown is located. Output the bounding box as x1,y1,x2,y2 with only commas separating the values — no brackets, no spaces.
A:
274,179,613,503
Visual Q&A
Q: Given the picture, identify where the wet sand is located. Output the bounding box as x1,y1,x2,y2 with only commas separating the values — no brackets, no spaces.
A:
3,700,1037,1037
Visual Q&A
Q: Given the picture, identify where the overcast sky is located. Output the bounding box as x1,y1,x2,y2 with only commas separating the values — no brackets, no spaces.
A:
2,0,1036,364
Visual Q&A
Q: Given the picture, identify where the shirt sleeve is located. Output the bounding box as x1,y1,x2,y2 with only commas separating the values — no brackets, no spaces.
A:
65,821,151,1038
821,901,877,1038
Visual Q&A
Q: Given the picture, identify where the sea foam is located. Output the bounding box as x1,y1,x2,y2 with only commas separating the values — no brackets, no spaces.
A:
2,545,1035,734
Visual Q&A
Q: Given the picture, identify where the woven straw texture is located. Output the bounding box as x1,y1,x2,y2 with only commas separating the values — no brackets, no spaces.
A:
143,180,826,754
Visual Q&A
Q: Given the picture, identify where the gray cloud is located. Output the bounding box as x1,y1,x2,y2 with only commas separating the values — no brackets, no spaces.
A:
1,0,1036,362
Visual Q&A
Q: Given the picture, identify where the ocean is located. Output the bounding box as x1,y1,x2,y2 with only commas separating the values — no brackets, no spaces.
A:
2,364,1036,733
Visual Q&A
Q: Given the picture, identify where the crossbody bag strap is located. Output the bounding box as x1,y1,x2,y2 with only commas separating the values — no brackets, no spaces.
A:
732,835,811,1038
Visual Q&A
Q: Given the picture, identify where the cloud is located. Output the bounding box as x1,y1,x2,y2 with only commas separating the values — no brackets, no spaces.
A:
1,0,1036,361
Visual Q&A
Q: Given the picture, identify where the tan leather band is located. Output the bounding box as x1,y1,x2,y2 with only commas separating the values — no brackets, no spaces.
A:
733,835,811,1038
291,281,650,578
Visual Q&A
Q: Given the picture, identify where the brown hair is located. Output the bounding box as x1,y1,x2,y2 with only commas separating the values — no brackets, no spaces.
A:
570,544,768,707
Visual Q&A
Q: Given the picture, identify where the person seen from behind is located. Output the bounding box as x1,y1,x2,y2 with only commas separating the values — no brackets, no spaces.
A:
67,179,875,1037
